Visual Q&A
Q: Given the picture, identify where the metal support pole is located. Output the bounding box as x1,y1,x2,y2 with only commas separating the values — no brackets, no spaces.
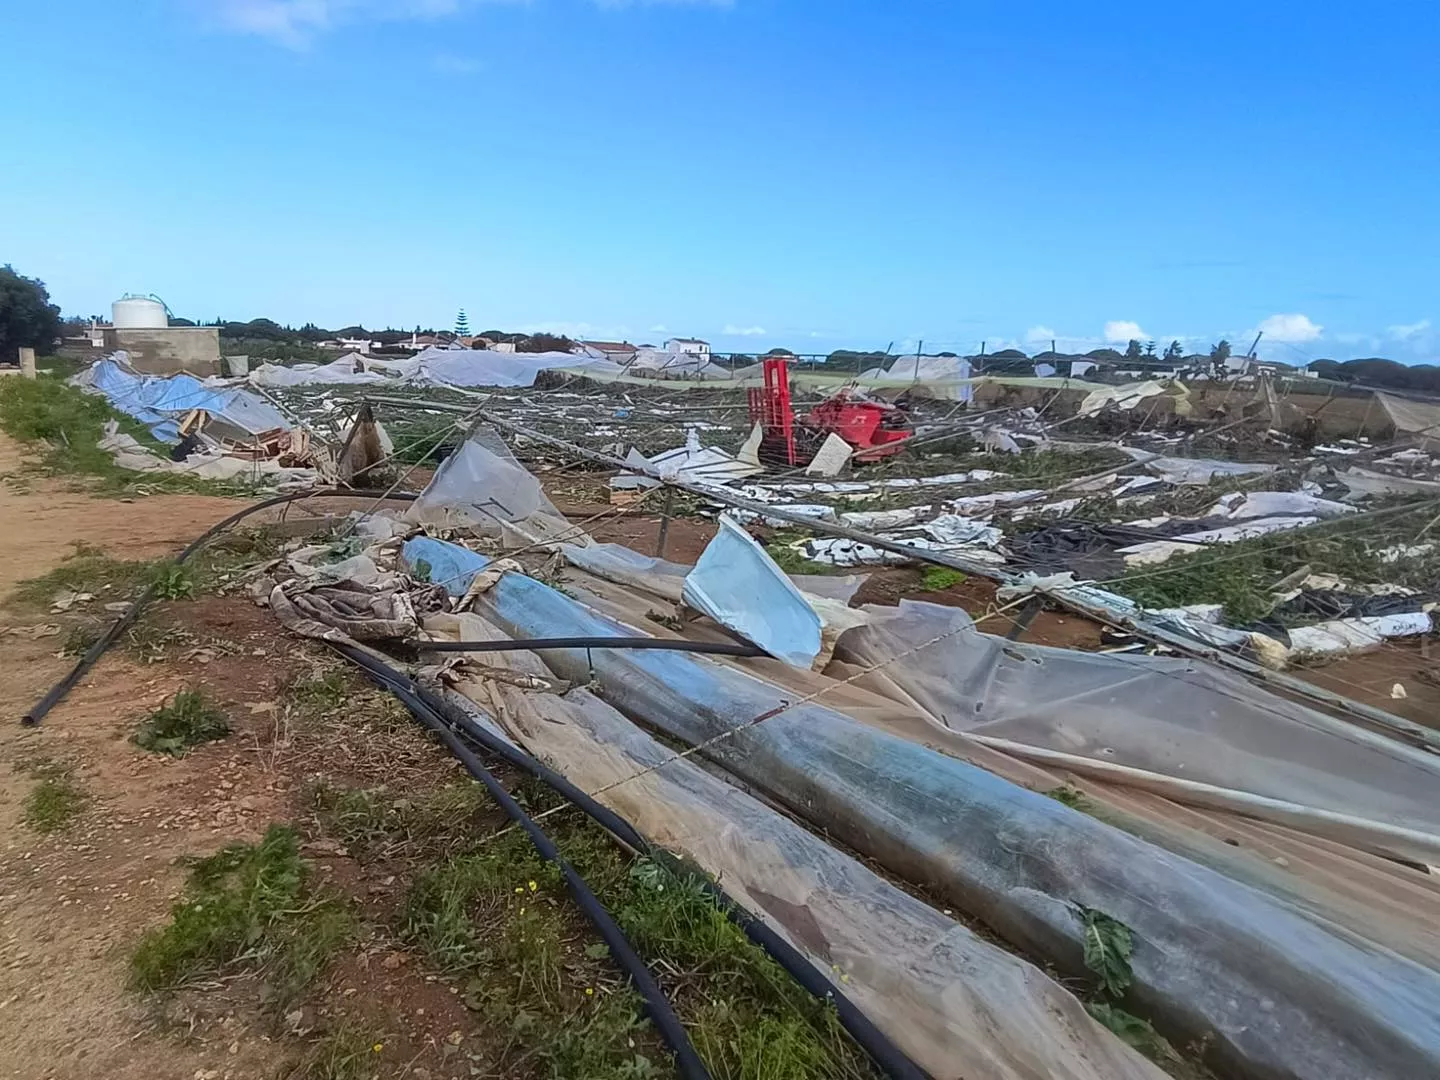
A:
655,486,676,558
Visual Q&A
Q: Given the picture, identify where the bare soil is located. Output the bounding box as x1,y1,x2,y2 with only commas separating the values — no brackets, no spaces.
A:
0,435,534,1080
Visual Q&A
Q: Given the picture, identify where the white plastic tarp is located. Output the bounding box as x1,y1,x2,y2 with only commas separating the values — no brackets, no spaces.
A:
1206,491,1356,520
405,426,573,543
412,346,598,388
681,516,822,667
247,355,390,388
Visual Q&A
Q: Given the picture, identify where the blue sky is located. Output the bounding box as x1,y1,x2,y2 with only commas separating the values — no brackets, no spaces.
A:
3,1,1438,363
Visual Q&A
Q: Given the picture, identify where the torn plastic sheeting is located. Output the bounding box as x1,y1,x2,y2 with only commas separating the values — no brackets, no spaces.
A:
1124,451,1277,485
74,354,291,443
911,514,1002,548
681,516,822,668
414,346,601,388
95,421,319,486
839,506,933,530
247,356,390,388
1119,517,1321,567
1283,613,1434,658
462,568,1440,1080
405,427,573,543
402,535,490,596
833,599,1440,861
720,503,837,528
432,615,1164,1080
1206,491,1357,520
1337,466,1440,499
1077,380,1168,416
805,431,853,476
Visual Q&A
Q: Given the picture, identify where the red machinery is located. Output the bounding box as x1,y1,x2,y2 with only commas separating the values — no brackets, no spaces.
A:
747,357,913,467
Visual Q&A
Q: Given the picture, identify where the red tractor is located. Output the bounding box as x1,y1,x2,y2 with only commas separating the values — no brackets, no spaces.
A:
746,357,913,467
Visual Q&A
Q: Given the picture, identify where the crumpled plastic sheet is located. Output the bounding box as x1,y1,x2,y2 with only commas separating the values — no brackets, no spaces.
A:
831,600,1440,864
456,552,1440,1080
426,613,1163,1080
73,354,291,443
681,516,822,668
405,426,574,543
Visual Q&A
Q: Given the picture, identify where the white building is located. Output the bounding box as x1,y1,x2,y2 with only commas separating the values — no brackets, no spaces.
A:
665,337,711,358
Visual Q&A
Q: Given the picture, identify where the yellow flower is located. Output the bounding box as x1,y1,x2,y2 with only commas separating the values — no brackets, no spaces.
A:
371,1043,384,1053
528,880,538,892
585,987,595,996
514,886,524,894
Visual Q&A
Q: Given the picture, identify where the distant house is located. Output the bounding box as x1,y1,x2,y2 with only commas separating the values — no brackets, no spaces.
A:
580,339,639,364
320,337,379,353
665,337,711,358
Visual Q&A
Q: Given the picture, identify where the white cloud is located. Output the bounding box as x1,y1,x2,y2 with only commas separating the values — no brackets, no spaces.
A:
207,0,470,47
1387,318,1431,341
1255,313,1323,343
206,0,725,46
722,324,767,337
433,51,481,73
647,324,669,334
1103,320,1146,343
1024,325,1056,344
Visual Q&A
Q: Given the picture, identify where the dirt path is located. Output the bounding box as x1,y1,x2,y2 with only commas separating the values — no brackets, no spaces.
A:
0,435,291,1079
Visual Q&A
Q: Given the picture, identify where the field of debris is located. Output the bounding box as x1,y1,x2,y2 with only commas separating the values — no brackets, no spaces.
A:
3,353,1439,1080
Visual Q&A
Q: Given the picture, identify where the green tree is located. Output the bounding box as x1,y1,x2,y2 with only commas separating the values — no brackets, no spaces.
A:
1123,339,1143,360
1209,339,1232,364
0,265,63,360
1162,339,1184,361
1143,340,1157,357
455,309,470,336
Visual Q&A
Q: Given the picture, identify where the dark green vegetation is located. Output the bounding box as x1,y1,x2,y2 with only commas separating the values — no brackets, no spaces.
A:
130,826,354,1008
21,762,89,832
0,265,62,361
1073,906,1213,1077
134,689,231,756
0,373,252,494
1111,497,1440,625
917,566,966,591
763,531,840,576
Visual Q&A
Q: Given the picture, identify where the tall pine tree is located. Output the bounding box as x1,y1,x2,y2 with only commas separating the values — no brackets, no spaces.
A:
455,309,470,336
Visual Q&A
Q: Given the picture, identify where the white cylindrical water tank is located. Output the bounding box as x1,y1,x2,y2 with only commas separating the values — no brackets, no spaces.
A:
111,295,168,329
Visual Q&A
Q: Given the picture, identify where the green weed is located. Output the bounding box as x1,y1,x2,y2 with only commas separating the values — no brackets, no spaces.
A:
917,566,966,591
8,542,151,608
61,622,102,657
309,782,489,858
1077,905,1134,999
23,767,88,832
288,671,354,714
145,561,196,600
130,826,353,1007
764,532,839,576
134,689,231,756
292,1018,387,1080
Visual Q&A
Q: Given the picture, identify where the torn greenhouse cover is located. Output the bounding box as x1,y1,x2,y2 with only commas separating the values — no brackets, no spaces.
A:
73,354,291,443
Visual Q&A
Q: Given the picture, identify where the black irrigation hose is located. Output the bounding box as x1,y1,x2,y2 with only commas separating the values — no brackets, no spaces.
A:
333,643,713,1080
339,646,931,1080
20,488,419,726
412,636,767,658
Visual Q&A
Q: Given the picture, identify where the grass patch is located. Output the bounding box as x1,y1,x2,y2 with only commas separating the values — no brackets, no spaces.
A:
22,765,89,833
916,566,965,592
1110,496,1440,625
763,531,840,576
292,1019,388,1080
130,826,353,1007
0,373,251,495
8,542,152,608
309,782,490,859
134,688,231,756
400,802,878,1080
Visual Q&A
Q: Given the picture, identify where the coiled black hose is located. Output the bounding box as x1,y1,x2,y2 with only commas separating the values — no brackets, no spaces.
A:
21,489,418,725
333,643,713,1080
338,645,931,1080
